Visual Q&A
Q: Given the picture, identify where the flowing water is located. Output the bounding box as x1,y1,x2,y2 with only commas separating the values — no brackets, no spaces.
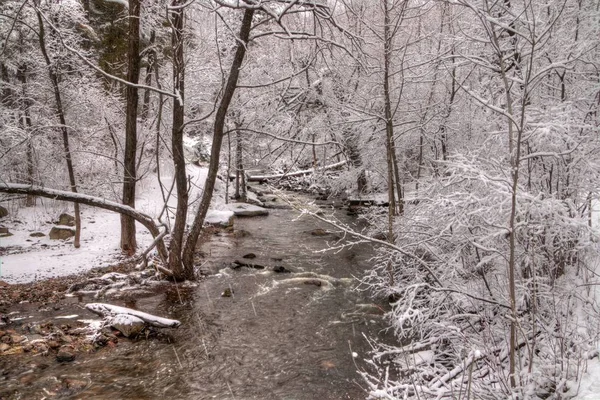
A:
0,198,391,400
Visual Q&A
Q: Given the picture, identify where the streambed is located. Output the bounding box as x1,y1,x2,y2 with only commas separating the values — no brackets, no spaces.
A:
0,200,391,399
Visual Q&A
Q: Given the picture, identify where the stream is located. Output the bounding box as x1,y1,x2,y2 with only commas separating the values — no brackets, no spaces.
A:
0,197,392,399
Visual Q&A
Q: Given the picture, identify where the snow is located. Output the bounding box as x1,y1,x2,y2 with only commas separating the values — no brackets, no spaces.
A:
574,357,600,399
224,202,269,217
0,164,226,283
85,302,181,328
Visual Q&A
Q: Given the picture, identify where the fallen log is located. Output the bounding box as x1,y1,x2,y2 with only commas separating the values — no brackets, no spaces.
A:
0,183,168,263
247,160,347,182
85,303,181,328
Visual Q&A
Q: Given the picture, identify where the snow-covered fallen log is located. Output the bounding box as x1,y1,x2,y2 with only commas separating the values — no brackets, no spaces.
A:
85,303,181,329
247,160,347,182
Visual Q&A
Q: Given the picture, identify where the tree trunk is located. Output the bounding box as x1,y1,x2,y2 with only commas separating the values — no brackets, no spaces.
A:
167,0,189,280
141,31,155,122
181,8,255,275
16,63,36,206
35,9,81,248
121,0,141,255
235,122,246,200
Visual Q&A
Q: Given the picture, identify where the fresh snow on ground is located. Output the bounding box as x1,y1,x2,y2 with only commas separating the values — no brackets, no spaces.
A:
0,164,229,283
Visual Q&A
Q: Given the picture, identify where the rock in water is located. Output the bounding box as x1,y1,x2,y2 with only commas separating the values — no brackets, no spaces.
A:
30,232,45,237
110,314,146,338
49,226,75,240
56,345,76,362
225,203,269,217
57,213,76,227
0,226,11,237
0,205,7,218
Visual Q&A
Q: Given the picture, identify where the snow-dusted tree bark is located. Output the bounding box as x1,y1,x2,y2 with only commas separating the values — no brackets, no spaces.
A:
34,7,82,249
167,0,189,279
120,0,141,255
181,7,255,276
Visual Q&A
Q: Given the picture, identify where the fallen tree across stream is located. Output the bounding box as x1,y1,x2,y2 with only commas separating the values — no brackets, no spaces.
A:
246,160,347,182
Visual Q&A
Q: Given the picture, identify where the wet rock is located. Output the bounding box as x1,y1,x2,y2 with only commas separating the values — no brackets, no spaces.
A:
23,343,33,352
30,232,46,237
47,340,60,349
109,314,145,338
0,343,9,352
57,213,76,227
272,266,291,273
242,253,257,259
3,346,23,355
0,205,7,218
233,229,251,238
309,228,328,236
49,226,75,240
0,226,9,235
221,288,234,297
303,279,323,287
63,378,88,391
1,335,11,344
56,345,76,362
10,334,25,344
232,260,265,270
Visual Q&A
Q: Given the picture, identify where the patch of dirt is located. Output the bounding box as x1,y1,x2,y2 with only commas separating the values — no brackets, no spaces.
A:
0,260,137,310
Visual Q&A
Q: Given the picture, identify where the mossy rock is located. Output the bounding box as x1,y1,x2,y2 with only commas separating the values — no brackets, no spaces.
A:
49,226,75,240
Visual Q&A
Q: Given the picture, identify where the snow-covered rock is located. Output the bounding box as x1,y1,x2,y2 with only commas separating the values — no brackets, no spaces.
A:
205,210,234,227
225,203,269,217
109,314,146,338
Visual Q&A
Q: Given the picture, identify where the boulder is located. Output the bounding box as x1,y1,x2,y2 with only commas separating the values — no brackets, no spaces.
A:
109,314,146,338
30,232,46,237
205,210,234,227
0,205,7,218
56,345,76,362
0,226,11,237
225,203,269,217
57,213,76,227
49,226,75,240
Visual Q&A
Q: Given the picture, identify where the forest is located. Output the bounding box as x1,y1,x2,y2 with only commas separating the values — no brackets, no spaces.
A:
1,0,600,398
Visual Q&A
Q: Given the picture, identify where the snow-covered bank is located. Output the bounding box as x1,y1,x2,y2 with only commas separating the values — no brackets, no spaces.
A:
0,165,230,283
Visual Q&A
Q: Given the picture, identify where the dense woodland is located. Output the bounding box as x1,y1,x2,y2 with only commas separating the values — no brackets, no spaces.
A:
1,0,600,398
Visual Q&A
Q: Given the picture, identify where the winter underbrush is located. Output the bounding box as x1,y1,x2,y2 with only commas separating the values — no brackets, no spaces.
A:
358,162,600,399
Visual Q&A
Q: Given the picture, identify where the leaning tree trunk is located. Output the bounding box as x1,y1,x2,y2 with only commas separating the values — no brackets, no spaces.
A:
180,8,255,276
167,0,189,279
121,0,141,255
0,183,168,263
35,9,81,248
